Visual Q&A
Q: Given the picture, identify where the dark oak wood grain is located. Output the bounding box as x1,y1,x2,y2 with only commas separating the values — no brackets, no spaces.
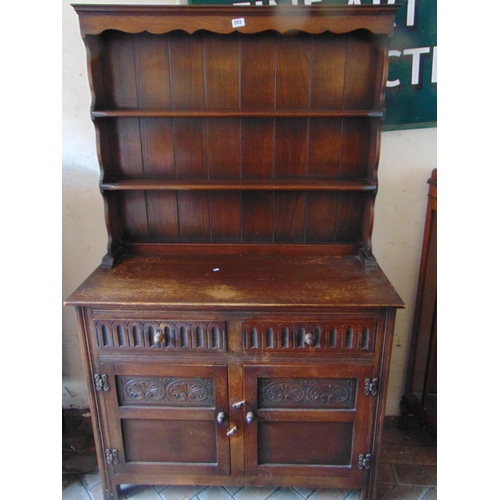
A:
68,6,402,500
66,252,403,309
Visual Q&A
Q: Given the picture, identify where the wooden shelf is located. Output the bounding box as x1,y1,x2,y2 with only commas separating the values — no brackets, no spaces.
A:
100,178,377,192
92,110,384,119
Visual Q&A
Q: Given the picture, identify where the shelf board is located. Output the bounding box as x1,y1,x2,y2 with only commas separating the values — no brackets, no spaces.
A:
92,110,384,119
100,179,377,191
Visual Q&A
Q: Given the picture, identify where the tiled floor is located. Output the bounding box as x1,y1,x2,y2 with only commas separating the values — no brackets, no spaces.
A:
63,411,436,500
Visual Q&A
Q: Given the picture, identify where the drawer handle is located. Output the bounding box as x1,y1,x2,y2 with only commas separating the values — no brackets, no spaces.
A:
226,426,238,437
304,333,315,346
245,412,256,424
217,412,226,424
153,329,165,347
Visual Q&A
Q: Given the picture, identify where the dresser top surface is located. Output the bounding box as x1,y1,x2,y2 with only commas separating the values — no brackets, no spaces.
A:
66,253,403,310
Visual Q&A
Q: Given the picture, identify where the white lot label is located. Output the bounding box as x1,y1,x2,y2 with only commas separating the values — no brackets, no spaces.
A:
232,18,245,28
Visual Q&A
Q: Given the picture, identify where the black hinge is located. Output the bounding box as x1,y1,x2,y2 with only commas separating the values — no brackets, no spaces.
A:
358,453,372,470
364,378,378,396
94,373,110,392
105,449,119,465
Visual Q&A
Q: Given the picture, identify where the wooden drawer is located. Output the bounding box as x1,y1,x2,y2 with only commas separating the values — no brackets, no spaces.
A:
92,318,227,352
242,318,380,354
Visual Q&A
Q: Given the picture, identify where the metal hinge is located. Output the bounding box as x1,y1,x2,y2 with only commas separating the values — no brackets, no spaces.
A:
94,373,110,392
358,453,372,470
105,448,119,465
364,378,378,396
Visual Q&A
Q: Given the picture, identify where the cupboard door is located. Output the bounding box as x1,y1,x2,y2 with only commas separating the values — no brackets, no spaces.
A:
100,363,230,476
243,364,374,481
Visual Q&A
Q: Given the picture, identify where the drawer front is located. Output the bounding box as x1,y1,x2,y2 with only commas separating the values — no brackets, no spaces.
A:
93,319,227,352
242,319,379,354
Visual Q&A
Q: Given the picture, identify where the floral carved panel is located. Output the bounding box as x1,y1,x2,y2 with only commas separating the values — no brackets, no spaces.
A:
258,378,356,410
117,376,214,407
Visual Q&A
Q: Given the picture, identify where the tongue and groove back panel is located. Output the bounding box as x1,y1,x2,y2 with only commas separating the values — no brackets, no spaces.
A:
84,25,387,260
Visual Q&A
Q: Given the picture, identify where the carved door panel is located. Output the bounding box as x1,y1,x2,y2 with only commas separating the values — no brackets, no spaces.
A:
99,362,230,476
243,364,374,480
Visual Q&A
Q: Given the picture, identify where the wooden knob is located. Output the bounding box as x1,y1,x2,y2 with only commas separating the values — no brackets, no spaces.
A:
304,333,315,346
246,412,256,424
153,329,165,347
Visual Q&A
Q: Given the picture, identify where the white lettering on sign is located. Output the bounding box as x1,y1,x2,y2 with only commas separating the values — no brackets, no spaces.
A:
387,46,437,88
431,46,437,84
406,0,416,27
232,18,245,28
404,47,431,85
387,50,402,88
348,1,416,28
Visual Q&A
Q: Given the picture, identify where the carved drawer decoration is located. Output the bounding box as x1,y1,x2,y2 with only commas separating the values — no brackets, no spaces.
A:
94,320,226,352
258,378,356,410
242,321,377,353
117,376,214,407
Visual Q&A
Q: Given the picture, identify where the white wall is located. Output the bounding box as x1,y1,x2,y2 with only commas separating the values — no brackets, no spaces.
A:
61,0,437,414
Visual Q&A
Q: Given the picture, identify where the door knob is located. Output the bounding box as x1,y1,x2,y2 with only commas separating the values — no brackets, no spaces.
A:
217,412,226,424
246,412,256,424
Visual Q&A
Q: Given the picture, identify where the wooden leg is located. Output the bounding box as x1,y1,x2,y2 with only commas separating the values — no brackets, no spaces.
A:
102,482,119,500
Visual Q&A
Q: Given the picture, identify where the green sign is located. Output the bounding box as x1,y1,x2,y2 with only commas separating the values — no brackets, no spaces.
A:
382,0,437,129
188,0,437,130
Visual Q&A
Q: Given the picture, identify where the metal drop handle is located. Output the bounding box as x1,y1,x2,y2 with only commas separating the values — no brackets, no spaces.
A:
226,426,238,437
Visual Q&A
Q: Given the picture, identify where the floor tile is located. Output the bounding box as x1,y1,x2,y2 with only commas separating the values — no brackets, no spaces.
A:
123,485,163,499
293,487,316,498
382,420,436,448
309,488,353,499
422,489,437,500
344,491,361,499
81,473,102,490
88,482,107,500
63,473,82,490
268,488,306,499
235,486,277,499
225,486,244,495
392,464,437,488
410,446,437,466
376,484,395,500
383,486,429,500
63,478,92,500
63,451,99,475
197,486,235,500
159,485,207,499
378,464,397,485
381,445,414,464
